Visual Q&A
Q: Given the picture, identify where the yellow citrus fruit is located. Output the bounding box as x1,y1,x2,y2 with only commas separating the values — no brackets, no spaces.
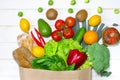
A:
88,15,101,27
19,18,30,33
32,46,44,57
83,30,98,45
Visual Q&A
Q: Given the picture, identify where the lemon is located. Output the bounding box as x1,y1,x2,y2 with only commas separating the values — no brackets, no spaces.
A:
19,18,30,33
32,46,44,57
88,15,101,27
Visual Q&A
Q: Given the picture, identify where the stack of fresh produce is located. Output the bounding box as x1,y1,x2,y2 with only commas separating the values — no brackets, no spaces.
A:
13,9,120,77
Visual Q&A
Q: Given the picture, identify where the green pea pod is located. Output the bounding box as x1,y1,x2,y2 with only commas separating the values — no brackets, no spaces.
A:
73,27,86,43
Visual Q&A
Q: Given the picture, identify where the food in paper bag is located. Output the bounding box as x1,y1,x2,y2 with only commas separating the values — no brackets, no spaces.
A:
102,27,120,45
12,7,117,80
13,47,35,68
17,33,34,51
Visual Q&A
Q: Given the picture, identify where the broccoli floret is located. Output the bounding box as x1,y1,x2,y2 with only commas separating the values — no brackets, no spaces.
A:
86,43,111,77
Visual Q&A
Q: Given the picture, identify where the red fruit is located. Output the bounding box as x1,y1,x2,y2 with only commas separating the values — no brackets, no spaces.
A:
67,49,87,69
63,28,74,38
102,27,120,45
55,19,66,30
51,30,62,41
65,16,76,28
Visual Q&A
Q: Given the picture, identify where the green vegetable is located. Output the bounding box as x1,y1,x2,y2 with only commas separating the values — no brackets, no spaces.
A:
78,53,92,70
97,7,103,14
38,18,52,37
48,0,54,6
32,38,92,70
38,7,43,13
86,43,111,77
44,38,84,64
68,8,74,13
70,0,76,5
32,55,67,71
84,0,90,3
44,40,58,56
18,11,23,17
114,8,119,14
73,27,86,43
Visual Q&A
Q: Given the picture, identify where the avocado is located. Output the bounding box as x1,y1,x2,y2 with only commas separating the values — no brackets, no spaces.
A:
38,19,52,37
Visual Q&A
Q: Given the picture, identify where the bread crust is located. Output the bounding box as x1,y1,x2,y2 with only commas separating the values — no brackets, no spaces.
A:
13,47,35,68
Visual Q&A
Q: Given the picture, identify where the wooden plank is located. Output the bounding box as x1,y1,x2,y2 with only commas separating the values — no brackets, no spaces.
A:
0,43,17,59
0,60,19,76
0,9,120,25
0,26,21,42
0,0,120,9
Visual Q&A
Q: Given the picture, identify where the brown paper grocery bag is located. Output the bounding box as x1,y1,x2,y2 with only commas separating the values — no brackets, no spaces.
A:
19,67,91,80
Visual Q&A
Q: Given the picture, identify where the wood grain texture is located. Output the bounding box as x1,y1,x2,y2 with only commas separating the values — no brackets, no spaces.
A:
0,0,120,80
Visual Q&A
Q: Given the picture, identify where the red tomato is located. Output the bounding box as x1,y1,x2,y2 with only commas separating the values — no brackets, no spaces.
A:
51,30,63,41
102,27,120,45
65,17,76,28
55,19,65,30
63,28,74,38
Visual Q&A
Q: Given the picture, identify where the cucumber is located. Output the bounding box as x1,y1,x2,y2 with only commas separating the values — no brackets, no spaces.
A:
38,18,52,37
73,27,86,43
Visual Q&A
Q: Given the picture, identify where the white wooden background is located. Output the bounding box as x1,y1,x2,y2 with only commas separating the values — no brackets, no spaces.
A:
0,0,120,80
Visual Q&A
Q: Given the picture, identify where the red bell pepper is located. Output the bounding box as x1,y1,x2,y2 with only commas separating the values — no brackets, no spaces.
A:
31,28,45,48
67,49,87,69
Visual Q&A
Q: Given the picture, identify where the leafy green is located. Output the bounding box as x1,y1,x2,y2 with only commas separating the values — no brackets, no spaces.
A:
32,55,65,70
85,43,111,77
44,40,58,56
78,54,92,70
31,55,75,71
32,38,92,71
44,38,84,63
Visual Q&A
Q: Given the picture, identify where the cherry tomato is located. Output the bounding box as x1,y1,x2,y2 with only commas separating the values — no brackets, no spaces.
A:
51,30,63,41
63,28,74,38
55,19,66,30
65,16,76,28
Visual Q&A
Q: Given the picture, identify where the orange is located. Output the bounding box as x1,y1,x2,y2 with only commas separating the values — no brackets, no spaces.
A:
83,30,98,45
